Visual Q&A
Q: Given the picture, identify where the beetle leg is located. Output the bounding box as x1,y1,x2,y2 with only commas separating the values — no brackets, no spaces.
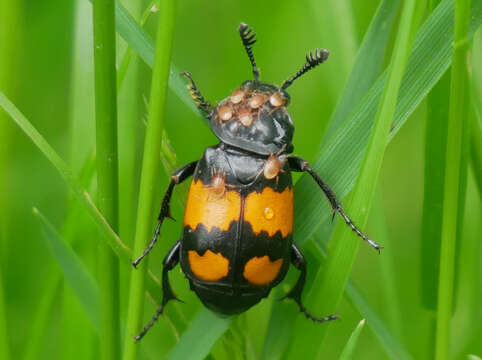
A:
132,161,198,268
181,72,214,117
287,156,383,253
135,240,182,341
282,243,338,323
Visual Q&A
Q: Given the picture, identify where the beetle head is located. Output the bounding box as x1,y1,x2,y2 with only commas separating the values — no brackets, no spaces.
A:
207,23,329,156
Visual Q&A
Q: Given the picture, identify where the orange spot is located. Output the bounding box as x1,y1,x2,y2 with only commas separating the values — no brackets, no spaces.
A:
244,187,293,237
243,256,283,285
188,250,229,282
184,179,241,232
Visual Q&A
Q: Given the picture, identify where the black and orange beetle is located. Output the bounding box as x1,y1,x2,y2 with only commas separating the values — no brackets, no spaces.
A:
132,23,382,340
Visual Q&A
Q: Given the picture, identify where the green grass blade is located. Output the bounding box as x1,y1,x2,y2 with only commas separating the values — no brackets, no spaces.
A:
470,105,482,195
371,190,403,339
324,0,401,138
293,0,482,247
435,0,472,359
421,71,450,312
288,0,416,357
33,207,101,332
338,319,366,360
93,0,121,356
0,91,167,309
112,0,200,118
168,309,232,360
122,0,177,358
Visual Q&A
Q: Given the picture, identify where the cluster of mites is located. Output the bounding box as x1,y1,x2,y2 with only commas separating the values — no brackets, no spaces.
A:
216,88,286,127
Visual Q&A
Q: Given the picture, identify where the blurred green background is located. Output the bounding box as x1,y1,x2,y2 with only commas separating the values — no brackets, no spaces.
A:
0,0,481,359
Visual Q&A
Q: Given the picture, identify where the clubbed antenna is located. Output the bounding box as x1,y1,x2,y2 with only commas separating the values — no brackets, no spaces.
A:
238,22,260,81
281,49,330,90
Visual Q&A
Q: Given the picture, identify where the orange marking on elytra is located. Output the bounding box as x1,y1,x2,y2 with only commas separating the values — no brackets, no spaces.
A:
244,187,293,237
188,249,229,282
243,256,283,285
184,179,241,232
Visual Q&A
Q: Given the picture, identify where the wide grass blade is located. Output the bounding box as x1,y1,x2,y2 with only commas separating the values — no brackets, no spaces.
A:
261,0,400,352
324,0,401,138
288,0,416,357
338,319,366,360
435,0,472,358
122,0,177,358
33,207,101,332
168,309,232,360
293,0,482,247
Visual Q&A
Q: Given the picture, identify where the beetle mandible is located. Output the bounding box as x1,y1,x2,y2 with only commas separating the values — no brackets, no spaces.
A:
132,23,382,341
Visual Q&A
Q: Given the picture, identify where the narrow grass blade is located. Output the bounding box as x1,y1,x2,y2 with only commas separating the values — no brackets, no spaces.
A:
168,309,232,360
324,0,401,138
338,319,366,360
123,0,177,358
470,106,482,195
33,207,101,332
371,191,403,339
112,0,200,118
92,0,121,356
0,92,165,310
293,0,482,247
435,0,472,359
421,71,450,312
288,0,416,357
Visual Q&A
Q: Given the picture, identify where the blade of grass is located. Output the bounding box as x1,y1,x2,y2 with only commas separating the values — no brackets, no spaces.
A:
339,319,366,360
421,70,450,313
470,104,482,195
33,207,101,332
312,240,413,360
435,0,471,359
293,0,482,247
168,309,232,360
323,0,401,139
122,0,177,358
262,0,400,353
117,0,157,90
288,0,416,357
93,0,121,357
0,91,169,314
370,190,403,340
112,0,200,118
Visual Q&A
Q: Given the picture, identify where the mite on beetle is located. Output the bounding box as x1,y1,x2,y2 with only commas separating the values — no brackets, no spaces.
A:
132,22,382,341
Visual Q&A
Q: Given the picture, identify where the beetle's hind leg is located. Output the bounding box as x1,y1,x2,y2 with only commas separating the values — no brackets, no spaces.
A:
281,243,338,323
181,72,214,117
135,240,182,341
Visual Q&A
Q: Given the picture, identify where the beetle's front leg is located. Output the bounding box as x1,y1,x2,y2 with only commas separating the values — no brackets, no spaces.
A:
134,240,181,341
181,72,214,117
288,156,382,252
132,161,197,268
282,243,338,323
